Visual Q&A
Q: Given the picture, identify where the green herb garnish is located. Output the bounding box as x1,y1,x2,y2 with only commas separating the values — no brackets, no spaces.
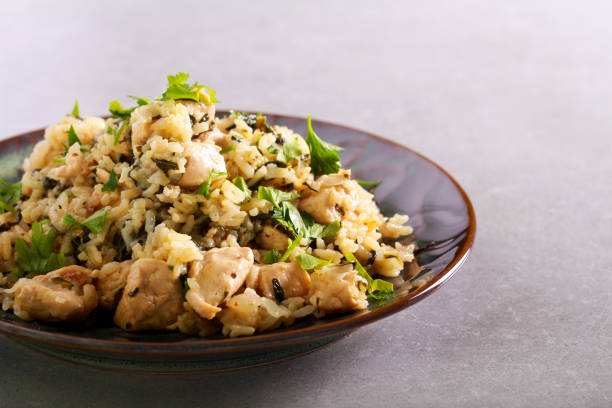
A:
279,234,302,262
356,179,382,190
263,248,280,264
296,253,331,270
345,252,394,300
128,95,151,106
63,208,109,235
109,100,135,119
0,177,21,214
113,120,129,145
277,137,304,164
257,186,299,209
101,169,118,192
269,199,340,241
305,115,342,177
71,99,80,118
221,145,237,153
232,176,251,201
160,72,219,103
14,220,65,275
197,170,226,198
152,158,178,173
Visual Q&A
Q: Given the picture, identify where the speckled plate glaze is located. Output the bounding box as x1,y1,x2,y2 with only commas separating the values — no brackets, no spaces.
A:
0,113,476,372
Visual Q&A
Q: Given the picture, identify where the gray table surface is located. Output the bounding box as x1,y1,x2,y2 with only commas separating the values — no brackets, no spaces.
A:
1,1,610,407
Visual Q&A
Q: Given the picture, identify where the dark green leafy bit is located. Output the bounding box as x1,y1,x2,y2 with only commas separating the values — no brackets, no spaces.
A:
232,176,251,201
71,99,80,118
356,179,382,190
14,220,65,275
63,208,109,235
296,253,330,270
0,177,21,214
160,72,219,103
230,111,268,131
56,125,88,162
197,170,226,198
271,200,340,240
272,278,285,302
257,186,299,209
345,253,394,300
305,115,342,177
263,248,280,264
101,169,118,192
152,158,178,173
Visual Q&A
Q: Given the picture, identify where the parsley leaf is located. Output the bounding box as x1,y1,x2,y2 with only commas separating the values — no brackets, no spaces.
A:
14,220,65,275
296,253,331,270
67,125,81,146
220,145,237,153
279,235,302,262
263,248,280,264
232,176,251,201
345,252,394,300
356,179,382,190
160,72,220,103
0,177,21,214
71,99,80,118
128,95,150,106
197,171,226,198
271,201,340,240
109,100,135,119
63,208,109,235
305,115,342,177
101,169,118,192
257,186,299,209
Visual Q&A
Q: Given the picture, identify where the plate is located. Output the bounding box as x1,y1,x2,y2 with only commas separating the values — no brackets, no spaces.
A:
0,112,476,372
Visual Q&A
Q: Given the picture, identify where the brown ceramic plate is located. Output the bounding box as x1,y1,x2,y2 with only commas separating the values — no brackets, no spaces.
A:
0,112,476,372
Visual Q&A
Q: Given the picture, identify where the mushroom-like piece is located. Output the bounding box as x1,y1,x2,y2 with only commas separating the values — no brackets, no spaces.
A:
186,247,254,320
11,265,98,322
113,259,183,331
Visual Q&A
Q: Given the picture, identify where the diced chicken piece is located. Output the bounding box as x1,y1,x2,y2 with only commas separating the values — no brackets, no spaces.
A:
95,260,134,310
218,288,291,337
10,265,98,322
178,142,227,188
256,225,289,251
309,264,368,314
196,127,229,147
114,259,183,331
49,143,89,179
298,187,341,224
255,262,311,300
186,247,254,320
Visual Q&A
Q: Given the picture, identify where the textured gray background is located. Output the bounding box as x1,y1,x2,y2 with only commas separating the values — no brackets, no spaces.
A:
1,1,611,407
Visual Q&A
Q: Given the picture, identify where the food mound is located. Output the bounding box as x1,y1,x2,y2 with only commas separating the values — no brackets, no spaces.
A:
0,73,415,338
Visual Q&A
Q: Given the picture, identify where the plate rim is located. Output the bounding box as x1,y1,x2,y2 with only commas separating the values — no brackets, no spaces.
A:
0,112,476,355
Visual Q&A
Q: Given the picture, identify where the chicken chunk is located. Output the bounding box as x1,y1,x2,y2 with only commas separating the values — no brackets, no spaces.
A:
179,142,227,188
10,265,98,322
256,225,289,251
49,143,89,179
114,259,183,331
309,264,368,314
196,127,229,147
298,187,341,224
255,262,311,300
186,247,254,320
218,288,292,337
95,260,134,310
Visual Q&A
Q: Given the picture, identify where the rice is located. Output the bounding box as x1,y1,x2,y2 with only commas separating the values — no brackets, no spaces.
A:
0,76,415,337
